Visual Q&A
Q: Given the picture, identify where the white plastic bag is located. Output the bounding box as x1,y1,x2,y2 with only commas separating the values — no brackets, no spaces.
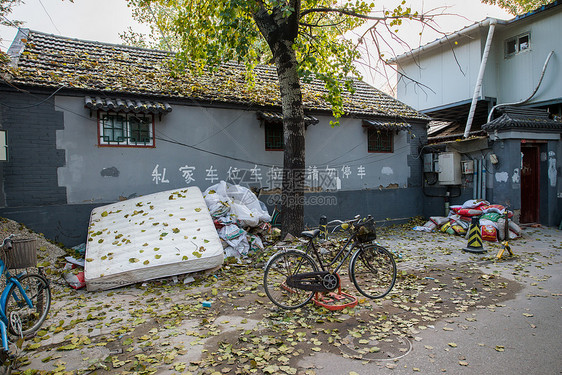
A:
479,218,498,230
248,234,264,252
508,221,522,235
497,217,507,241
225,183,271,223
223,233,250,258
413,226,433,232
462,199,489,209
218,224,245,241
204,181,233,217
205,181,271,225
230,202,260,227
430,216,449,226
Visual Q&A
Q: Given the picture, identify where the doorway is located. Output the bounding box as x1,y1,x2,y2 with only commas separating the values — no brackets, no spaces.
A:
520,143,540,223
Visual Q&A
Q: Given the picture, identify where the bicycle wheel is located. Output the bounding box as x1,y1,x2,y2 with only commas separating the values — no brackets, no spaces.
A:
350,244,396,299
5,273,51,337
263,250,318,309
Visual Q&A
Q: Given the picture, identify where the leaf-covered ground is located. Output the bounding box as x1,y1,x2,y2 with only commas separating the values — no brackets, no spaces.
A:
3,219,560,375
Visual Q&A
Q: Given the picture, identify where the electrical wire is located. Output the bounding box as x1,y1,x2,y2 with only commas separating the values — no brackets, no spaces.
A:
0,31,430,177
1,15,23,30
0,78,429,176
0,85,66,109
37,0,62,35
155,136,280,168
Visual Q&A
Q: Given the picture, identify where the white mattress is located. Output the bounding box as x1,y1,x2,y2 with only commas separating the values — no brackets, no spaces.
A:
84,187,223,291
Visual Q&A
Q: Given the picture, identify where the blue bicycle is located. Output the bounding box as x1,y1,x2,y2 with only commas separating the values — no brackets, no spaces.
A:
0,235,51,372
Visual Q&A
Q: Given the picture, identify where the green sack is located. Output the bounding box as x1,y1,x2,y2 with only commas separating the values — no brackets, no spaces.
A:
481,212,501,222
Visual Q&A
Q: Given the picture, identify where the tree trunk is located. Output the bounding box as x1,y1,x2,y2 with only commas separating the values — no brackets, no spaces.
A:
252,4,305,237
273,42,306,237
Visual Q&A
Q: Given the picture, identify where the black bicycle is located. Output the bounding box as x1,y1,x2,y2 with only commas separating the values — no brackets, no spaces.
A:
263,216,397,309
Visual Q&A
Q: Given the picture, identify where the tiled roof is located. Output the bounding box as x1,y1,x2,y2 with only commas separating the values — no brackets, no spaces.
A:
3,30,428,121
84,96,172,114
257,111,319,125
362,119,411,131
482,106,562,131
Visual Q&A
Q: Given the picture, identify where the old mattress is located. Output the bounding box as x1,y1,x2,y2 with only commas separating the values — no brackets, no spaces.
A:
84,187,223,291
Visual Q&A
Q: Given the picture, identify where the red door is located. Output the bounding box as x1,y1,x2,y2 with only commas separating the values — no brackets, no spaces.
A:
520,144,540,223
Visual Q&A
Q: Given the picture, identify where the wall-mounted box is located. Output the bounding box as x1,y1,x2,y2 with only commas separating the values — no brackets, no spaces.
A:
423,153,436,172
461,160,474,174
438,152,461,185
0,130,7,161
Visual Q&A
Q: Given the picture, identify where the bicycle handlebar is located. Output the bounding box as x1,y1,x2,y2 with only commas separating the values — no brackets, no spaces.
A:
326,215,373,233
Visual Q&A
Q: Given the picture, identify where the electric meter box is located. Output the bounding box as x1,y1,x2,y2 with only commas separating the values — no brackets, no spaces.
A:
461,160,474,174
423,153,436,172
438,152,461,185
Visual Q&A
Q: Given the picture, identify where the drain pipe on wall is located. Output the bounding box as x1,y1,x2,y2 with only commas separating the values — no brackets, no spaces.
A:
474,159,482,199
473,160,478,198
464,19,497,138
482,158,487,201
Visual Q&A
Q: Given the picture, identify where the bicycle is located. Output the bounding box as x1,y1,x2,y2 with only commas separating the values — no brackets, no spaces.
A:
263,216,397,309
0,235,52,371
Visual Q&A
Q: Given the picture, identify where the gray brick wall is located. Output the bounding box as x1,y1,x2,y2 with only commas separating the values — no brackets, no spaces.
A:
0,90,67,207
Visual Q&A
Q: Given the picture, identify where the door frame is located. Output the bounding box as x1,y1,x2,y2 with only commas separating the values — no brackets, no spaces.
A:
520,140,542,223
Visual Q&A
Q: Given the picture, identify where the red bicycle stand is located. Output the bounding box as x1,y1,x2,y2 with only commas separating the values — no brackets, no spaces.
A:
312,274,358,311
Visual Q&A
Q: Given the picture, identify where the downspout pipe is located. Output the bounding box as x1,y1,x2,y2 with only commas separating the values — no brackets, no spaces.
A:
473,159,478,198
464,19,497,138
480,158,486,200
475,159,482,199
487,50,555,123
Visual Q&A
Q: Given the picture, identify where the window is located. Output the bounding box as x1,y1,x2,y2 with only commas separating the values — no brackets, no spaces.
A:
99,112,154,147
368,128,393,153
505,33,530,58
506,39,517,55
265,121,284,151
518,34,529,51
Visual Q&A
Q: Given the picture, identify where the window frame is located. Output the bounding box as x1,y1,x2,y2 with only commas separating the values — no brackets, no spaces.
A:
505,32,531,58
367,128,394,153
264,121,284,151
98,111,155,148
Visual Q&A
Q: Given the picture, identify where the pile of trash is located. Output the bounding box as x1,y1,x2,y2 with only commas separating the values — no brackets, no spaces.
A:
61,182,272,291
414,199,522,242
203,181,273,258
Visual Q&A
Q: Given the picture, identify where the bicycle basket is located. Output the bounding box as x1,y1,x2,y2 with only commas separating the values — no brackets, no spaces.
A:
1,238,37,269
356,221,377,243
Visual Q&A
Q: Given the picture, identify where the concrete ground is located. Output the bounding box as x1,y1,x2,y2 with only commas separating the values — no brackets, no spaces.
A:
9,224,562,374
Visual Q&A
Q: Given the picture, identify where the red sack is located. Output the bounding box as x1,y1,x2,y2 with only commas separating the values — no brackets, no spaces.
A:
457,208,483,217
450,206,462,214
481,225,497,242
63,270,86,289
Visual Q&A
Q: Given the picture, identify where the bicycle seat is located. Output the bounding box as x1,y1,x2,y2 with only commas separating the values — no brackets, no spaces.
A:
301,229,320,239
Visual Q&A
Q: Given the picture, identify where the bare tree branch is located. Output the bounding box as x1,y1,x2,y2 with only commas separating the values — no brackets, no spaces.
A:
300,6,422,22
